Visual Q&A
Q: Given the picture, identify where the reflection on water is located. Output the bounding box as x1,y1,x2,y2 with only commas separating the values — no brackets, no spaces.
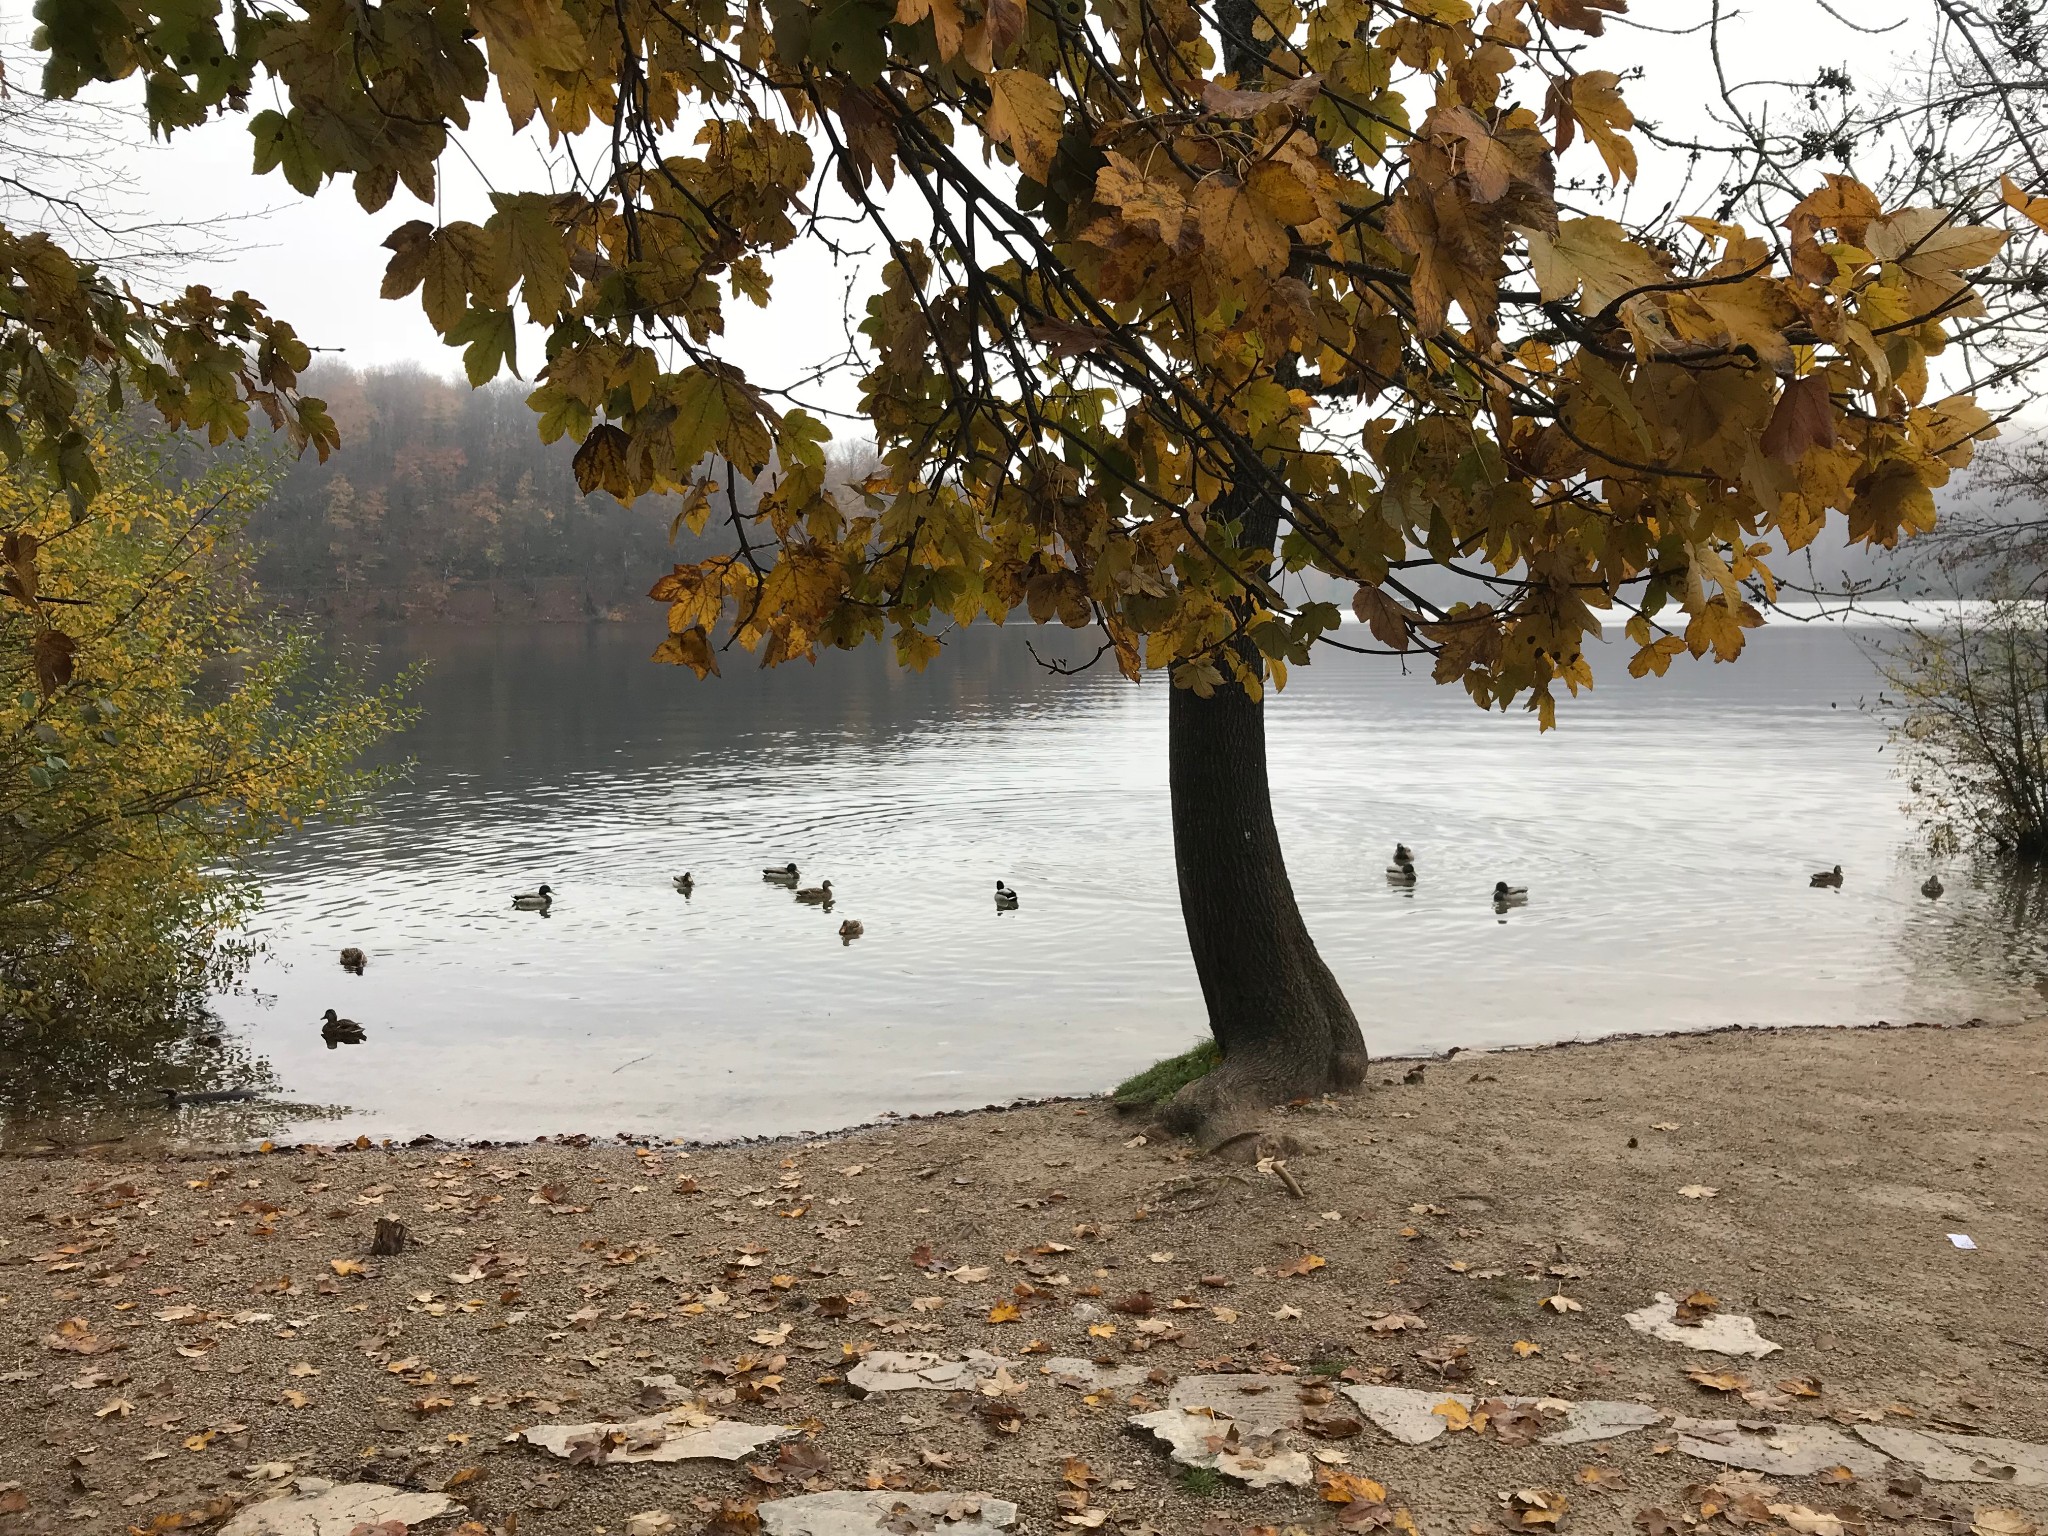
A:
6,617,2045,1150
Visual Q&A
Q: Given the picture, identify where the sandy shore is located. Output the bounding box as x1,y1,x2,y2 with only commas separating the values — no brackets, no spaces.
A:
2,1019,2044,1536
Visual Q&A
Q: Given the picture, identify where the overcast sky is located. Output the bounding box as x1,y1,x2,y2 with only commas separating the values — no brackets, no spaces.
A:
0,0,1940,417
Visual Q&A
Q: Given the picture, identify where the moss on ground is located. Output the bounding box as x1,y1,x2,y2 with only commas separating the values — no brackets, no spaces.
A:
1113,1038,1221,1109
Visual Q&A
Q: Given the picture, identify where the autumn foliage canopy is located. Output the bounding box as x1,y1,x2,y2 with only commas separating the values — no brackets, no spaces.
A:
25,0,2047,721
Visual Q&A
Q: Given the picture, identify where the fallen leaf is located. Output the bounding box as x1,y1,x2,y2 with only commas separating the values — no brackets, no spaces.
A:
1541,1294,1584,1313
1513,1341,1543,1358
1688,1369,1750,1393
1677,1186,1718,1200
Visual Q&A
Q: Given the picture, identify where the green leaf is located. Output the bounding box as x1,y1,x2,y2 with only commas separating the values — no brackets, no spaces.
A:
808,0,893,85
249,108,324,196
447,306,518,386
668,369,731,472
487,192,573,324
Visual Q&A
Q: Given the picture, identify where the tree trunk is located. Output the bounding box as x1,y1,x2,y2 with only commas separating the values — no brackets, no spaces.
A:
1158,636,1370,1144
1151,8,1366,1142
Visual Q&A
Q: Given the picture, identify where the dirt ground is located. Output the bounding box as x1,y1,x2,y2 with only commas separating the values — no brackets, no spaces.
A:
2,1019,2044,1536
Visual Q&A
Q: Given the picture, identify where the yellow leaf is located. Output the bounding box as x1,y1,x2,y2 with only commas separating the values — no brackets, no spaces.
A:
896,0,967,58
330,1259,366,1276
1194,176,1292,279
1095,153,1188,246
1568,72,1636,184
2001,175,2048,234
984,71,1065,182
1512,1340,1542,1358
1520,217,1665,312
1245,160,1320,227
988,1302,1022,1324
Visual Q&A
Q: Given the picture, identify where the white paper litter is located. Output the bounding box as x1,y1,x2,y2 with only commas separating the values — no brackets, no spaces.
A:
520,1415,791,1463
1673,1418,1893,1477
844,1349,1019,1395
1339,1385,1662,1446
1623,1293,1782,1358
1856,1426,2048,1486
757,1490,1019,1534
1948,1233,1979,1250
220,1480,457,1535
1128,1373,1313,1487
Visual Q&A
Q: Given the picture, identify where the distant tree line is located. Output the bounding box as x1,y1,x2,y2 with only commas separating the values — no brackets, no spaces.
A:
244,366,721,622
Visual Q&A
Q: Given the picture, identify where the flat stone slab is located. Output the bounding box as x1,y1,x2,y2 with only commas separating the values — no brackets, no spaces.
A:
1674,1418,1893,1478
521,1415,791,1464
845,1350,1019,1395
221,1480,457,1535
1128,1373,1313,1488
757,1491,1018,1534
1857,1427,2048,1486
1340,1386,1661,1446
1040,1357,1154,1392
1624,1294,1781,1358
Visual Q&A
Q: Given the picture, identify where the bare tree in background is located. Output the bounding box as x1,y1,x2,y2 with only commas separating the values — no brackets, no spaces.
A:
0,45,259,284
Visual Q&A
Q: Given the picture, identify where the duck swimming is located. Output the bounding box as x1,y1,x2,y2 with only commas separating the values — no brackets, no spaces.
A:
320,1009,367,1048
340,946,366,973
839,919,864,943
1492,881,1528,907
512,883,553,909
795,879,834,904
1922,873,1944,898
763,863,799,886
673,872,695,895
1810,865,1843,888
995,880,1020,910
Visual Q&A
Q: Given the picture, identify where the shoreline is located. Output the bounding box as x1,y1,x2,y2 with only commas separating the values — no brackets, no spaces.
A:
4,1014,2016,1163
2,1017,2042,1535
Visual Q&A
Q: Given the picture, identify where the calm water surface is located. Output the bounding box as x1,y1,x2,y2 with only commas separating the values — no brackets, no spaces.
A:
14,615,2048,1148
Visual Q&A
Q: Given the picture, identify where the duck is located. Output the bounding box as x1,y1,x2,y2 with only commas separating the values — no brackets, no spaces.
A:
995,880,1020,910
512,883,554,909
1809,865,1844,888
1922,873,1944,899
839,919,864,943
1492,880,1528,907
794,879,834,905
320,1009,367,1048
339,946,367,974
673,872,695,895
762,862,799,886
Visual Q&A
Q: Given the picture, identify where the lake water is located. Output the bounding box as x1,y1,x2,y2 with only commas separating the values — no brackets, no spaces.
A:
11,613,2048,1149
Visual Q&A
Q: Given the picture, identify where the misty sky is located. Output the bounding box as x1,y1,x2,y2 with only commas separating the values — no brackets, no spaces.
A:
0,0,1945,418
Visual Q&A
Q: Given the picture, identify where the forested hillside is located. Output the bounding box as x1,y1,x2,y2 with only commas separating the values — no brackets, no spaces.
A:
246,367,714,621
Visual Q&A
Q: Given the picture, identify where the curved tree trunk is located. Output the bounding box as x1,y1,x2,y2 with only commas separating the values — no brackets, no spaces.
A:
1158,651,1370,1142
